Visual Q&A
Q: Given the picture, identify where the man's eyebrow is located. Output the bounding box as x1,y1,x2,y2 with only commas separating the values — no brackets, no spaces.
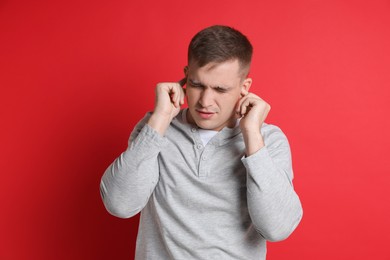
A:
188,78,230,89
188,78,204,86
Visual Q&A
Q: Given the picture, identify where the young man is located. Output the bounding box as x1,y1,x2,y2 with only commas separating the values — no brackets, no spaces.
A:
100,25,303,259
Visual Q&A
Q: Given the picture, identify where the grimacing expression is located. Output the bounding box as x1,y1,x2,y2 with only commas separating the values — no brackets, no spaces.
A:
185,59,252,131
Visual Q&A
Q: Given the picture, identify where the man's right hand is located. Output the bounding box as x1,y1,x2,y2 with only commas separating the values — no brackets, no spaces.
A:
147,80,186,136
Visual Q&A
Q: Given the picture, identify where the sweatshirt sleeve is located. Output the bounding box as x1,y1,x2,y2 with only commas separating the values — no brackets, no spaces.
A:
241,124,303,242
100,113,167,218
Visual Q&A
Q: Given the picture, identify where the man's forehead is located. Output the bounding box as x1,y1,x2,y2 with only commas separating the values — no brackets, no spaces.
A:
189,59,238,69
188,75,239,90
188,59,248,79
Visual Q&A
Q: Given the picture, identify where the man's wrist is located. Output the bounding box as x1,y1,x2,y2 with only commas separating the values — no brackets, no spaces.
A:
147,112,172,136
242,129,265,156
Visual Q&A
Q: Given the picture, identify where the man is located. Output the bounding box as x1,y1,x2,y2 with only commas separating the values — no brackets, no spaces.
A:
100,25,303,259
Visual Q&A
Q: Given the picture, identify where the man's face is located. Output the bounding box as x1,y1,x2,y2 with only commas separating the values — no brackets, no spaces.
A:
185,59,252,131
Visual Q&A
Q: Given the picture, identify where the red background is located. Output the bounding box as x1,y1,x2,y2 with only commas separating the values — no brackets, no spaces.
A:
1,0,390,259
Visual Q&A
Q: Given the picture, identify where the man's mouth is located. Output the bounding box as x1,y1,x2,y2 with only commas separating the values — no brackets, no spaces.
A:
196,110,215,119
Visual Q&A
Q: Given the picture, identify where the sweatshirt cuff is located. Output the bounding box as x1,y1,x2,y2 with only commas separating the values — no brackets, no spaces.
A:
128,124,167,154
241,147,277,192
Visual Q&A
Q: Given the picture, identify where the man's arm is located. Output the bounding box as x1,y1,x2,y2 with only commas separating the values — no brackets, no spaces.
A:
238,93,303,241
242,126,303,241
100,81,186,218
100,114,164,218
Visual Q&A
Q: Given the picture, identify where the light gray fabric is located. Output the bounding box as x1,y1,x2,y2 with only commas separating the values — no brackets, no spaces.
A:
100,110,303,260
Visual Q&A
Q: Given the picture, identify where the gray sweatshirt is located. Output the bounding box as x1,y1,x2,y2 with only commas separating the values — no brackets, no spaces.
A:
100,110,303,259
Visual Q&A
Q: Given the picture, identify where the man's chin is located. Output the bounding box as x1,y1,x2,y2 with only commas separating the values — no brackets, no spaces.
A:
188,110,233,131
193,119,222,131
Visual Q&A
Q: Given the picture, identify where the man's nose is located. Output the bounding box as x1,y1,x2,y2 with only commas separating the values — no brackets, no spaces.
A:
199,88,214,107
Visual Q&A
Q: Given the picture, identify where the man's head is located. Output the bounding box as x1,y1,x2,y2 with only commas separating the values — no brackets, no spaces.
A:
188,25,253,77
185,25,253,131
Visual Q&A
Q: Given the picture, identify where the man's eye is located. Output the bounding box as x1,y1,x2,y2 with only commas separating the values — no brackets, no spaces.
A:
215,87,227,93
190,84,202,88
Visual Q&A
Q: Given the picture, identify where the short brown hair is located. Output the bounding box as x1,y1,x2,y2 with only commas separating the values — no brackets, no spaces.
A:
188,25,253,72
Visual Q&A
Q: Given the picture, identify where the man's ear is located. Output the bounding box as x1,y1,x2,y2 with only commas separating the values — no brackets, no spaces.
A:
240,78,252,96
184,66,188,77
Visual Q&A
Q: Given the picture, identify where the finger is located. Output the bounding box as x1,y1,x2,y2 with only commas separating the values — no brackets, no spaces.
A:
178,78,187,105
240,98,256,116
172,85,180,108
236,95,248,115
174,84,183,108
169,92,178,107
236,92,255,113
179,87,185,105
167,84,178,107
240,99,249,116
178,77,187,87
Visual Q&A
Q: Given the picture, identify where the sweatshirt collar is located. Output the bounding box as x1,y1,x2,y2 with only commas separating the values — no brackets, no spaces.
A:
176,109,242,146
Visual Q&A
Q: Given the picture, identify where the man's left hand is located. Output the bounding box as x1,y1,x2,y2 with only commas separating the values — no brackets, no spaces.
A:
237,92,271,132
236,92,271,155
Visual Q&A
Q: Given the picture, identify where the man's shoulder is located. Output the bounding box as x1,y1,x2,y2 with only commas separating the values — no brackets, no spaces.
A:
260,122,290,146
260,122,283,134
133,110,187,134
